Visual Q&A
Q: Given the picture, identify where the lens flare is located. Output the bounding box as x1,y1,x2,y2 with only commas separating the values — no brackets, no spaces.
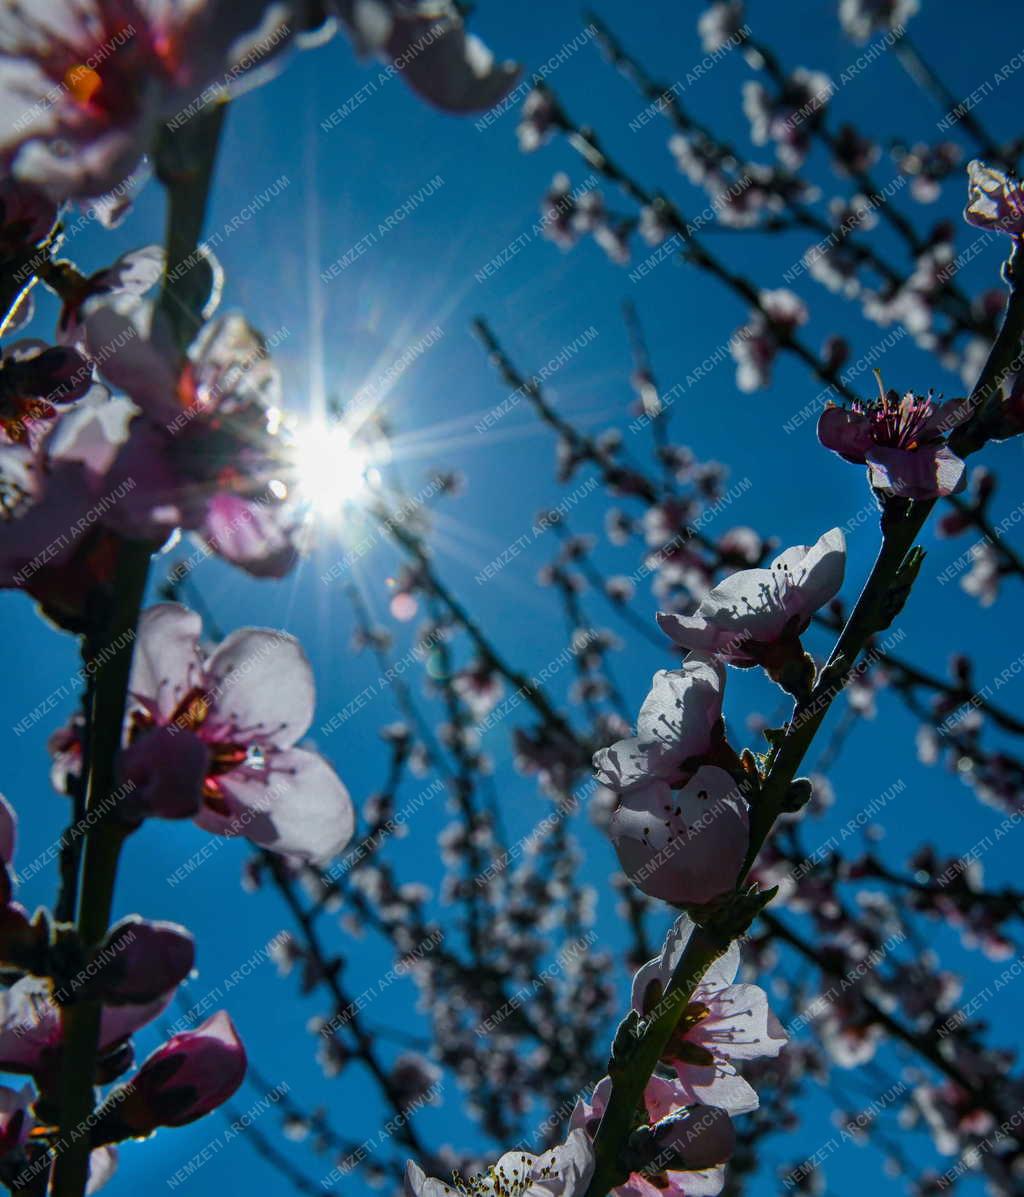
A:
292,421,370,514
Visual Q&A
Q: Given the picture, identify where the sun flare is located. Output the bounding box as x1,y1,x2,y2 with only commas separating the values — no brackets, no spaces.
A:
292,421,372,514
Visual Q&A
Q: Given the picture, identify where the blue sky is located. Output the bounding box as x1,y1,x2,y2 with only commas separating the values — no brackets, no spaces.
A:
3,1,1024,1194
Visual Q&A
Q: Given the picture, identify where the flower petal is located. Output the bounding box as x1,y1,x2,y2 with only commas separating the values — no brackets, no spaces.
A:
200,493,298,579
866,444,966,499
98,989,175,1053
783,527,846,617
611,768,748,905
817,405,873,463
197,748,354,864
129,604,205,721
82,295,180,423
205,628,315,748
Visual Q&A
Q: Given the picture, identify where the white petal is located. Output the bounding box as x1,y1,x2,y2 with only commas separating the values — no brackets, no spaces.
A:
129,604,205,721
205,628,315,748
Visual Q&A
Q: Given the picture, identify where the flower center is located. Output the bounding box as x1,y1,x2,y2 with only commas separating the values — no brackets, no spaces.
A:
63,63,103,106
448,1154,558,1197
58,23,150,122
664,1002,716,1067
130,687,261,816
859,388,937,450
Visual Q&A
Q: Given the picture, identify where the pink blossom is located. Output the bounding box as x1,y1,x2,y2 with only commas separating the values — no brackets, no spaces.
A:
104,1010,246,1135
831,123,880,176
57,245,165,349
817,387,970,499
518,89,557,152
631,915,787,1113
657,530,846,667
452,660,503,720
895,141,962,204
0,1089,118,1192
742,70,832,169
964,160,1024,238
839,0,919,42
404,1128,595,1197
0,385,129,592
593,654,726,793
0,975,174,1089
0,1083,118,1191
539,174,579,248
609,766,749,906
0,2,295,202
698,3,745,54
81,301,300,576
120,603,354,863
961,541,999,607
0,339,97,445
85,915,195,1006
572,1076,733,1197
731,289,808,392
0,795,39,961
332,1,519,114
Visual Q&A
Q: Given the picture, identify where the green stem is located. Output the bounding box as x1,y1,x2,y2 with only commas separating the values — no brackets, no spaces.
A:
51,101,227,1197
51,542,150,1197
742,500,931,876
584,925,730,1197
155,103,227,354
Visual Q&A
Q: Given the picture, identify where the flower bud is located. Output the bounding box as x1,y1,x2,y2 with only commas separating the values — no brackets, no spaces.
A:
98,1012,246,1139
81,916,195,1006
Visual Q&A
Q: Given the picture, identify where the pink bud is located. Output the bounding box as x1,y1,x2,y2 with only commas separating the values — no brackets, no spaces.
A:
83,917,195,1006
109,1012,246,1136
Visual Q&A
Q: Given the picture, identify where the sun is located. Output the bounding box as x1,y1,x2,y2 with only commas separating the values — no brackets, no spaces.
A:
292,420,372,514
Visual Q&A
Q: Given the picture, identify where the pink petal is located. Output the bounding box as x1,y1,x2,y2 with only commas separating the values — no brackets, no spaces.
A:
655,611,730,655
695,568,790,646
98,989,175,1053
205,628,316,748
672,1062,760,1116
784,527,846,617
129,604,205,721
200,493,297,578
95,246,165,298
610,767,748,905
0,979,58,1073
866,444,966,499
82,296,180,423
85,1145,119,1194
817,406,873,463
197,748,354,864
